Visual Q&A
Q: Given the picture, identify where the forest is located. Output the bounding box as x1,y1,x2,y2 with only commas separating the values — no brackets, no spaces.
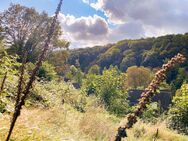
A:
0,1,188,141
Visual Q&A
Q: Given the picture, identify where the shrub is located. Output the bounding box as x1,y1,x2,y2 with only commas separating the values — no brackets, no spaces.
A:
83,66,130,116
168,83,188,134
88,64,100,75
126,66,153,89
65,65,84,87
141,102,160,122
38,61,57,81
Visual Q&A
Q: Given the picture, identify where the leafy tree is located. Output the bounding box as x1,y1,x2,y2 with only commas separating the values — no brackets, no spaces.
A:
168,83,188,134
83,66,129,115
47,50,69,75
126,66,153,89
88,64,100,75
120,50,136,71
38,61,57,81
66,65,78,80
0,52,21,113
170,68,188,93
68,44,111,72
65,65,84,86
5,1,63,140
0,51,20,78
68,33,188,76
26,61,57,81
0,4,66,62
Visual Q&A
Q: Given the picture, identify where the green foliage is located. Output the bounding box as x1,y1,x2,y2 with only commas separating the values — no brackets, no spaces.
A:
68,33,188,82
0,4,64,62
126,66,153,89
0,36,4,52
65,65,84,86
83,66,129,115
169,68,188,93
68,44,112,72
168,83,188,134
47,50,69,75
120,50,136,71
88,64,100,75
141,102,160,122
38,61,57,81
0,51,20,76
0,52,21,113
30,80,88,112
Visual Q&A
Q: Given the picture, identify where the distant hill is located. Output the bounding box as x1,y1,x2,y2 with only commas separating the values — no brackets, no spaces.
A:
68,33,188,72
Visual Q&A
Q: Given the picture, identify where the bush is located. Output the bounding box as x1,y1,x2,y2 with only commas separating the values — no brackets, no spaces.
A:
88,64,100,75
29,80,88,112
83,66,130,116
126,66,153,89
168,83,188,134
38,61,57,81
65,65,84,87
141,102,160,122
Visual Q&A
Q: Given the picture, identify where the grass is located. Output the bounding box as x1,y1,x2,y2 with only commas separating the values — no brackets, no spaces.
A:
1,104,188,141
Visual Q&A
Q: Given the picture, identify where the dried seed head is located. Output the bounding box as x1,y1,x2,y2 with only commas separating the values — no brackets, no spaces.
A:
115,53,186,141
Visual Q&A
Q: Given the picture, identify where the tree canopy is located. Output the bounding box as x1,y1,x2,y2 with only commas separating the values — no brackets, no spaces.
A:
0,4,68,62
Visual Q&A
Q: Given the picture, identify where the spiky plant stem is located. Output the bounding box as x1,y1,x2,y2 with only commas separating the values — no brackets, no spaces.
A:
114,53,186,141
0,71,7,92
5,1,63,140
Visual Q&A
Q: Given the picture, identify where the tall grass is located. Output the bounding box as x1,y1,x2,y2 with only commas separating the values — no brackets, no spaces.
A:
1,104,188,141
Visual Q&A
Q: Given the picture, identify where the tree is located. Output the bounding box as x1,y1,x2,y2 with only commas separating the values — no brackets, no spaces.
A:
0,52,21,113
88,64,100,75
65,65,84,86
47,50,69,75
168,83,188,134
38,61,57,81
170,68,188,93
83,66,129,115
126,66,152,89
0,4,66,62
5,0,63,140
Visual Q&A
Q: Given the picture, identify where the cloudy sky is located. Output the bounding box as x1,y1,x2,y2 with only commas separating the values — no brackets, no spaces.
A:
1,0,188,48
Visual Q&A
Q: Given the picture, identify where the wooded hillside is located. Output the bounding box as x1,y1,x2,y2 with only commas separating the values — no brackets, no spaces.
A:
69,33,188,72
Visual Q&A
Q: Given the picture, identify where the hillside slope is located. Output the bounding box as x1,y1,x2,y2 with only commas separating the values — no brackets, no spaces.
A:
68,33,188,72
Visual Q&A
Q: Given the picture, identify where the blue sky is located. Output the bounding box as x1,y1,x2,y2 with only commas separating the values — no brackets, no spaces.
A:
0,0,105,18
1,0,188,48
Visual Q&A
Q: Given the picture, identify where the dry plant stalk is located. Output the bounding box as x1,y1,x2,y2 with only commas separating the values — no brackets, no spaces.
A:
0,71,7,92
114,53,186,141
5,0,63,140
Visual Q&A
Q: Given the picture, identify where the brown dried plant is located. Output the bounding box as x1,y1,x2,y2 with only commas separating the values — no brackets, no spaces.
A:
113,53,186,141
5,0,63,140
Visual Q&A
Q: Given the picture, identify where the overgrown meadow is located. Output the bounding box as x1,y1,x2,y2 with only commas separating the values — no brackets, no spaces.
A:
0,3,188,141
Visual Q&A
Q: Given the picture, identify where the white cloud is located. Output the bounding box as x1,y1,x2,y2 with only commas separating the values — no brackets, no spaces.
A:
58,13,110,48
109,21,145,42
60,0,188,48
58,13,146,48
85,0,188,37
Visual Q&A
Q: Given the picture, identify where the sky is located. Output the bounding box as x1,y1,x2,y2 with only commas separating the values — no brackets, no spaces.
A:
1,0,188,48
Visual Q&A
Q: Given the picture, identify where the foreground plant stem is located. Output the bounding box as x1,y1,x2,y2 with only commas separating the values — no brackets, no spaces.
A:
113,53,186,141
5,0,63,140
0,72,7,92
